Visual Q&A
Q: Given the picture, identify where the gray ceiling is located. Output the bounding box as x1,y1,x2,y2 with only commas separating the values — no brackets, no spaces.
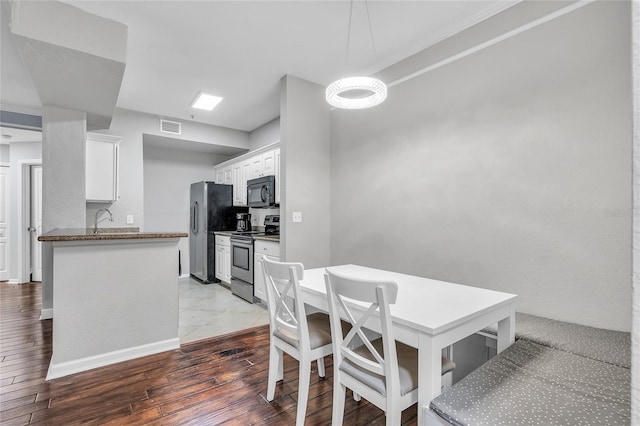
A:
1,1,517,133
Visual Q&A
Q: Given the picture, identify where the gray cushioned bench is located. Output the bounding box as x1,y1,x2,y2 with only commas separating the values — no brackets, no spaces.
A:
428,313,631,426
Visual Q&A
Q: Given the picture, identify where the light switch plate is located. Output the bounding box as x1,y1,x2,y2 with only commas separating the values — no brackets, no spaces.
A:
126,215,134,224
293,211,302,223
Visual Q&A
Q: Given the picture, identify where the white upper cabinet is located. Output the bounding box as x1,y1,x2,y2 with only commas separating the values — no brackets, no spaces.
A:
223,166,233,185
249,150,275,180
214,141,280,206
232,160,252,206
86,133,122,203
215,169,224,184
262,150,276,176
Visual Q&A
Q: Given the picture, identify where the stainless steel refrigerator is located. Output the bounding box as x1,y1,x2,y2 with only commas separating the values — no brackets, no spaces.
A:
189,181,246,283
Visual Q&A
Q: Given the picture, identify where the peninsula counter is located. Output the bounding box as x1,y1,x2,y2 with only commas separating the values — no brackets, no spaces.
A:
39,229,187,380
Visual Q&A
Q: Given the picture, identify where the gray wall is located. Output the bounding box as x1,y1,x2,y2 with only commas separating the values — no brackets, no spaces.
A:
249,117,280,151
280,75,331,268
142,144,233,275
330,1,631,331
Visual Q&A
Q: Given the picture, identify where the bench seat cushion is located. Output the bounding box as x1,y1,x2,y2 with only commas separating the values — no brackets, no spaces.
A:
481,313,630,368
430,339,630,426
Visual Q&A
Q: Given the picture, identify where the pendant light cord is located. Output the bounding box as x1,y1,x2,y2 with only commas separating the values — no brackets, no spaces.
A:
344,0,379,76
364,0,378,59
344,0,354,73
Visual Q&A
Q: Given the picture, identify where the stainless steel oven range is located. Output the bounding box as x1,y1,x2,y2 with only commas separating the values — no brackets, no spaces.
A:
230,233,256,303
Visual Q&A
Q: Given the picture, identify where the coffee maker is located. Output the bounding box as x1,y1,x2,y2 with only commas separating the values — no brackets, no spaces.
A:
236,213,251,232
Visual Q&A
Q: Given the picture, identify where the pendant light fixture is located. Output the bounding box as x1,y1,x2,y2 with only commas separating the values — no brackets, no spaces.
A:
326,0,387,110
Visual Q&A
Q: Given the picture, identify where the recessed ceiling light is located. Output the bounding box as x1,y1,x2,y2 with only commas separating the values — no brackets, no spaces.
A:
191,92,223,111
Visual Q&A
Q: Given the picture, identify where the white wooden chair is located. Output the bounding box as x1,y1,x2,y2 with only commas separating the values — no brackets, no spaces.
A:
324,268,456,426
262,257,334,425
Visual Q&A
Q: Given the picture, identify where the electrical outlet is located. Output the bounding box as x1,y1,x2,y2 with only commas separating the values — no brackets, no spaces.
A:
293,211,302,223
126,215,134,225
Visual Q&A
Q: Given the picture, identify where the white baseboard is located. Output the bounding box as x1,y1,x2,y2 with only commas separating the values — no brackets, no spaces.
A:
8,279,19,284
46,338,180,381
179,273,190,280
40,308,53,320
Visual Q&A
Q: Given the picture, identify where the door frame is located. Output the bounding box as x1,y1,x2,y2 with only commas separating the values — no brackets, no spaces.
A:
17,159,42,284
30,164,42,282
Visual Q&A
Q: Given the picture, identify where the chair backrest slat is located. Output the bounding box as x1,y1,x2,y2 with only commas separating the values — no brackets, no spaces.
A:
262,257,308,347
325,268,400,395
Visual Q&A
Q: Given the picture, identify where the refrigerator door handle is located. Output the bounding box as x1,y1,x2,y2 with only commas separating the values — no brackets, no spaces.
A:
192,202,198,234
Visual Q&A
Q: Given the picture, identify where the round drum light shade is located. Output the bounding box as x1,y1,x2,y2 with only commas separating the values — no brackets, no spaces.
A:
326,76,387,109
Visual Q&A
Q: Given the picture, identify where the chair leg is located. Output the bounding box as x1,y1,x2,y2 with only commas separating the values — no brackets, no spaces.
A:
317,357,326,378
332,382,346,426
296,358,312,426
386,408,401,426
267,344,283,401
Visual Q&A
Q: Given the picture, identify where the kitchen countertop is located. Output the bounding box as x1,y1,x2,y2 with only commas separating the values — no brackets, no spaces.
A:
214,231,235,237
253,235,280,243
214,230,279,243
39,228,188,242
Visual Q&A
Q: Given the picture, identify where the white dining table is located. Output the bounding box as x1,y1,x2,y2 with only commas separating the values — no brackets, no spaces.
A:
299,264,517,426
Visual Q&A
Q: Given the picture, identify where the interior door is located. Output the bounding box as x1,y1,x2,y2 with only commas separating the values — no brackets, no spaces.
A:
30,165,43,282
0,165,9,281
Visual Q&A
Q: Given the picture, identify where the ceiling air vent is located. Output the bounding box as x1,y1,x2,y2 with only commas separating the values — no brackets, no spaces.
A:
160,119,181,135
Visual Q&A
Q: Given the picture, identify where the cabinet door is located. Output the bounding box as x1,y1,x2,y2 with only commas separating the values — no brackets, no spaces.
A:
215,169,224,184
274,148,281,204
249,155,263,180
262,150,275,176
241,160,251,205
86,136,120,202
223,245,232,283
223,167,233,185
254,254,265,302
215,245,224,281
254,253,279,303
232,163,244,206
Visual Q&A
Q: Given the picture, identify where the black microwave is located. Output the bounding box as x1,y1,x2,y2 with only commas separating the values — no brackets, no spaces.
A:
247,175,276,208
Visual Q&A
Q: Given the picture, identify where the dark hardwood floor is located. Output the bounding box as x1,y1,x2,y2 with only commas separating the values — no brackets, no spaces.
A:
0,282,418,425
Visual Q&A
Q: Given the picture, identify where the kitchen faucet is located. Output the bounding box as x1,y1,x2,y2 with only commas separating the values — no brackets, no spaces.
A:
94,208,114,234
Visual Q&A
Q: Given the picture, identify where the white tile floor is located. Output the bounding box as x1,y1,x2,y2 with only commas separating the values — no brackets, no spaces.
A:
179,277,270,344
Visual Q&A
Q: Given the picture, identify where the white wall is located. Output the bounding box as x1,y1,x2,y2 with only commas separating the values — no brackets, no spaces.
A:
87,108,250,230
142,144,234,275
7,141,41,283
41,106,87,314
280,75,331,268
249,207,280,230
249,117,280,151
330,1,631,331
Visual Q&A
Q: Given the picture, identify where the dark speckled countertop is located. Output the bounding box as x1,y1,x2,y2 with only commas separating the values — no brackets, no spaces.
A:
39,228,188,242
214,230,279,243
253,235,280,242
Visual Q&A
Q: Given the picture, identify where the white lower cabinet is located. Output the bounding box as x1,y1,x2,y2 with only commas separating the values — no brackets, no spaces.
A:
215,235,231,283
254,240,280,303
223,245,231,283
